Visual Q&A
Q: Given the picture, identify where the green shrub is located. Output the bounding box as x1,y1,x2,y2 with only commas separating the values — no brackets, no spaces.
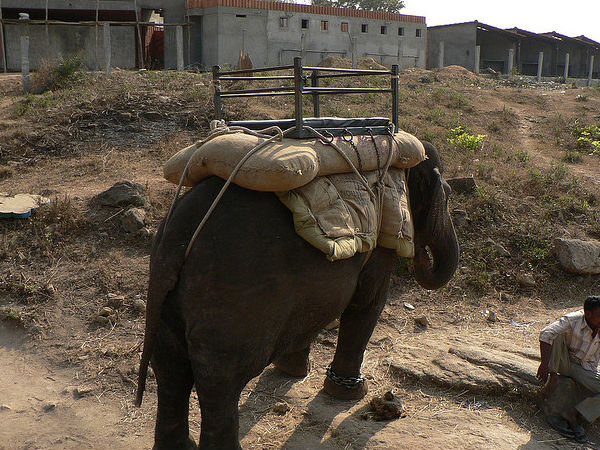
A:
447,126,487,152
575,124,600,155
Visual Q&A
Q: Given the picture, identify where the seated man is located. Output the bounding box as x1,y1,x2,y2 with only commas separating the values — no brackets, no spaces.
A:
537,295,600,442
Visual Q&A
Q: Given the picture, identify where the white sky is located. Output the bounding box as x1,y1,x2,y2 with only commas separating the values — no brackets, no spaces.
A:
402,0,600,43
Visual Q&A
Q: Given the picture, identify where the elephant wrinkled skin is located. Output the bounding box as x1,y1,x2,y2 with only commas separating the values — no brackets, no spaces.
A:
136,141,459,450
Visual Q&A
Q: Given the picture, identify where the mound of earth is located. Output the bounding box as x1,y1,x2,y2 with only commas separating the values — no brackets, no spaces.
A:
438,64,480,81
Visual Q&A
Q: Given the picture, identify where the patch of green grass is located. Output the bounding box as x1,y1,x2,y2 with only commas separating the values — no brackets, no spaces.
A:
575,124,600,155
563,148,583,163
447,126,487,152
468,186,503,225
430,88,472,111
512,233,551,264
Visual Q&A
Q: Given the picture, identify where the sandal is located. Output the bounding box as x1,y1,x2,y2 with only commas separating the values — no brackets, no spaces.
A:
546,415,575,438
569,423,587,443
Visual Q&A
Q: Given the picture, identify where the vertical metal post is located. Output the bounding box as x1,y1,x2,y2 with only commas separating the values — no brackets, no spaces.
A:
537,51,544,82
391,64,398,130
474,45,480,74
0,0,6,73
212,65,222,120
293,56,303,136
588,55,594,87
563,53,570,80
311,69,320,117
103,22,111,77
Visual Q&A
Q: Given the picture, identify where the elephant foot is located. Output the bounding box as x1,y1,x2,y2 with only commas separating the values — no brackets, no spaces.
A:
273,350,310,377
323,367,368,400
153,435,197,450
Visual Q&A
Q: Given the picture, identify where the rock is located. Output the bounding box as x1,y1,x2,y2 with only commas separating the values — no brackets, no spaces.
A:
42,402,56,412
368,391,404,421
499,292,514,303
93,181,149,208
99,306,114,317
446,177,477,195
415,316,429,328
106,293,125,309
94,315,110,325
485,310,497,323
132,299,146,313
554,238,600,274
0,404,11,411
451,209,468,226
271,402,290,415
141,111,163,121
517,273,536,288
388,340,539,393
73,386,94,399
117,112,133,122
541,376,592,418
134,227,154,241
121,207,146,233
403,302,415,310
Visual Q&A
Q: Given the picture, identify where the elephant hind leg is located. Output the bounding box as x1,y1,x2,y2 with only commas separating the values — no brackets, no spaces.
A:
193,374,244,450
273,346,310,377
152,319,196,450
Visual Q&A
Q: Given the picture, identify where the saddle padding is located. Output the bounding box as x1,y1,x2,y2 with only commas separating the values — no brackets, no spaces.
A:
277,168,414,261
163,128,425,192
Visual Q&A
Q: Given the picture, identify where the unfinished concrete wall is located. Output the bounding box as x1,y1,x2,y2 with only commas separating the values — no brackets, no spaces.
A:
427,22,476,71
476,29,516,74
517,38,552,76
4,22,134,71
189,5,426,69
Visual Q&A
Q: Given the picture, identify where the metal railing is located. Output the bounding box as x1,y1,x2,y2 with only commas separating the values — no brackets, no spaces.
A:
213,56,399,138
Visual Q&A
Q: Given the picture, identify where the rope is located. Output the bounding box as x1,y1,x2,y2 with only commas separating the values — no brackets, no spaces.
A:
183,126,289,259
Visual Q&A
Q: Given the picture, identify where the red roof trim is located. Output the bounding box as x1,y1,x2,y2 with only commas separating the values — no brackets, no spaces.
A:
185,0,425,23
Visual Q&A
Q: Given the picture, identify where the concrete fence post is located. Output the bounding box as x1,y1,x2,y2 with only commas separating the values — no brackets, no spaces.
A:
103,23,111,77
537,51,544,82
564,53,570,80
21,36,29,93
301,33,307,63
176,25,184,71
0,0,7,73
507,48,514,75
475,45,480,74
438,41,444,70
397,40,403,71
589,55,595,87
351,37,357,68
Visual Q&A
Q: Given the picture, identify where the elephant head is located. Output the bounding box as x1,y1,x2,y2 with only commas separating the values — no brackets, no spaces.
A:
407,141,459,290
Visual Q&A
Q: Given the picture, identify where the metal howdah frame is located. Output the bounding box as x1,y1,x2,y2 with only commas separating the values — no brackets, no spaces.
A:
212,56,399,139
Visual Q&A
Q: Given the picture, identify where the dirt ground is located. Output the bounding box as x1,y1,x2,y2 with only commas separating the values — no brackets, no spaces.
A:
1,67,600,449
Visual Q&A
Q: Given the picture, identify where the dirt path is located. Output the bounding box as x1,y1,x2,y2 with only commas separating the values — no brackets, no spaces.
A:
0,323,154,449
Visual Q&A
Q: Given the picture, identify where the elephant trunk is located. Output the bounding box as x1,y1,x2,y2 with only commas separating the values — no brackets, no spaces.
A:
413,174,459,290
413,224,459,290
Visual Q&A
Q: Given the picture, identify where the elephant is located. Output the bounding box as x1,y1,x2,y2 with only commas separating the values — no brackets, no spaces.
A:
135,141,459,450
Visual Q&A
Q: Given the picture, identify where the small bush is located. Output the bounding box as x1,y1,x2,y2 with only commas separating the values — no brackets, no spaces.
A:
575,124,600,155
447,126,486,152
31,54,84,93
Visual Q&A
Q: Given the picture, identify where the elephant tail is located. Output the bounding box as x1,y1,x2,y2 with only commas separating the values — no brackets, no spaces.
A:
135,223,185,407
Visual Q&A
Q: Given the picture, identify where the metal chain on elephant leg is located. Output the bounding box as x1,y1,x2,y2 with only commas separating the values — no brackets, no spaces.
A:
325,365,366,389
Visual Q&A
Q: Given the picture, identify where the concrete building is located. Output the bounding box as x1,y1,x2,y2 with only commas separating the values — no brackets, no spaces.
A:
0,0,186,71
427,21,600,80
0,0,426,72
185,0,427,69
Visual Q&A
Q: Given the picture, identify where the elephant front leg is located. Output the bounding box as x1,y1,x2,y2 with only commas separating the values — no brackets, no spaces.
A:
324,256,392,400
152,322,197,450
